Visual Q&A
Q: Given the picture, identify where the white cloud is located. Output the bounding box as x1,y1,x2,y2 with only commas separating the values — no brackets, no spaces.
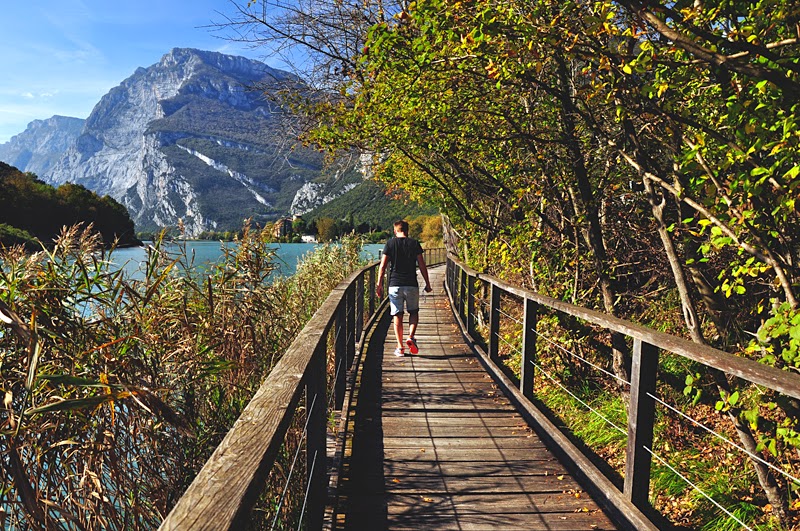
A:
21,92,34,99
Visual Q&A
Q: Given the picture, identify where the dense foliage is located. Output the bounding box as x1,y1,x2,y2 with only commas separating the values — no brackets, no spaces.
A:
225,0,800,527
303,179,438,232
0,224,366,528
0,162,139,248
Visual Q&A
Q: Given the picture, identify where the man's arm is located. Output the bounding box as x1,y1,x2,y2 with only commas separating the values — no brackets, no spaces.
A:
376,253,389,298
417,254,433,292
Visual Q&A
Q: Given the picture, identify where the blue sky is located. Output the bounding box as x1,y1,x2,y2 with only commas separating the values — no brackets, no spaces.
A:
0,1,282,143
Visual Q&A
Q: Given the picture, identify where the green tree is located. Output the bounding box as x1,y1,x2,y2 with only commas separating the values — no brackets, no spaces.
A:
315,217,337,242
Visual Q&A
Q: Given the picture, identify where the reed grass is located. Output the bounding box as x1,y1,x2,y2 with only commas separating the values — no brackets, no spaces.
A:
0,223,366,529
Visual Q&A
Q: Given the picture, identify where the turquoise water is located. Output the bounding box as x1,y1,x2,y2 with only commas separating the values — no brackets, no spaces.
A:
110,241,385,279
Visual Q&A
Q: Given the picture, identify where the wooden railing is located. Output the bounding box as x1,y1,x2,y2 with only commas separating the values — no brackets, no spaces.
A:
160,247,445,530
445,254,800,529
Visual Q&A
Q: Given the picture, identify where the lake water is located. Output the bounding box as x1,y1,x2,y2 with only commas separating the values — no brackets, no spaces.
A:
110,241,385,279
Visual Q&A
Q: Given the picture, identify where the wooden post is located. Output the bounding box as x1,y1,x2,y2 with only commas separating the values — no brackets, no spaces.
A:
624,338,659,510
458,267,467,323
447,259,454,294
346,284,356,369
368,266,376,316
488,283,501,362
466,273,476,339
355,272,364,341
521,298,538,400
334,300,346,410
305,344,327,529
445,262,453,294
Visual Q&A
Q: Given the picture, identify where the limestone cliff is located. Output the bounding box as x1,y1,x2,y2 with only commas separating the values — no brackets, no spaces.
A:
15,48,362,236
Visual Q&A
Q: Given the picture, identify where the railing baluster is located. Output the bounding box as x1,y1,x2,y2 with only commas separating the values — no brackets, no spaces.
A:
521,298,538,400
368,267,375,316
466,273,476,339
458,266,467,323
355,273,364,342
624,338,659,510
305,343,327,529
334,299,346,410
346,284,356,369
488,283,501,362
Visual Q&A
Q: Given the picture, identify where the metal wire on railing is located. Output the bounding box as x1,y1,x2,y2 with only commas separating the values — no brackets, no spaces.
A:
497,307,522,324
515,321,769,528
529,326,629,387
494,305,629,387
648,392,800,487
645,447,754,531
529,357,628,436
492,322,628,435
515,319,781,525
296,448,319,531
514,312,788,526
269,392,319,531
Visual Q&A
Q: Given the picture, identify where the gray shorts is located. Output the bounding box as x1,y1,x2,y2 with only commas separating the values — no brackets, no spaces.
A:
388,286,419,316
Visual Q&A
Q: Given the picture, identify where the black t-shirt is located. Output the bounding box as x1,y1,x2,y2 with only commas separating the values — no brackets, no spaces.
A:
383,236,423,287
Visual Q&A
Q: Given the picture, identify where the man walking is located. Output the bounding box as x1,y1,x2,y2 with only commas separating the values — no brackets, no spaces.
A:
376,220,433,357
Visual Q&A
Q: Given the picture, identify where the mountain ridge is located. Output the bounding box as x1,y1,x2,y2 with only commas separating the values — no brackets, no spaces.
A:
0,48,364,237
0,115,85,178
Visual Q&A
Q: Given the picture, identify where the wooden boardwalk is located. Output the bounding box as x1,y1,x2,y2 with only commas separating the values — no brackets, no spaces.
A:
334,266,621,530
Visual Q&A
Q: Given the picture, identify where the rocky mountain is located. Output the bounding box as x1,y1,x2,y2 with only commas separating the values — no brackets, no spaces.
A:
1,48,362,236
0,116,84,178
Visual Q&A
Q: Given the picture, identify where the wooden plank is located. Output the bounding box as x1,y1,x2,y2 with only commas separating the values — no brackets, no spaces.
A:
379,425,534,438
383,458,567,476
382,474,596,493
383,436,547,449
378,492,610,514
383,446,558,460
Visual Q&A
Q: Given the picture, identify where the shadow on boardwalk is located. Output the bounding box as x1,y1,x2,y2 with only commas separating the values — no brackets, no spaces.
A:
334,267,621,531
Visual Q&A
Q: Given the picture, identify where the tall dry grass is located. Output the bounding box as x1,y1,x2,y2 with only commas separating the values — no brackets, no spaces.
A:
0,223,366,529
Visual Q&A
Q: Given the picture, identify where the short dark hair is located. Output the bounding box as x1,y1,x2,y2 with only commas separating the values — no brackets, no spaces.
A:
393,219,409,235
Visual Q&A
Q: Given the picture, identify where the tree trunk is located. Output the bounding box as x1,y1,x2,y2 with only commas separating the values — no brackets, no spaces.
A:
556,55,630,388
643,175,789,525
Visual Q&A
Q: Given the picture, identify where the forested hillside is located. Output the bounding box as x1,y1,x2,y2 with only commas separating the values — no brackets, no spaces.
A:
0,162,139,247
304,179,437,231
226,0,800,528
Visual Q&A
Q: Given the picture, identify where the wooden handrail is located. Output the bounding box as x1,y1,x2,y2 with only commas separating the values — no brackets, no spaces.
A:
444,253,800,524
447,254,800,400
160,247,446,530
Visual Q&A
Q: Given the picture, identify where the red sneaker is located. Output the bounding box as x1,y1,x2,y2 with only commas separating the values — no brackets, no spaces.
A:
406,337,419,354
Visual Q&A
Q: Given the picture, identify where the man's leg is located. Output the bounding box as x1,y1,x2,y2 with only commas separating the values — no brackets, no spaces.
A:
406,287,421,354
388,286,406,355
408,311,419,339
406,287,421,339
393,314,405,350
